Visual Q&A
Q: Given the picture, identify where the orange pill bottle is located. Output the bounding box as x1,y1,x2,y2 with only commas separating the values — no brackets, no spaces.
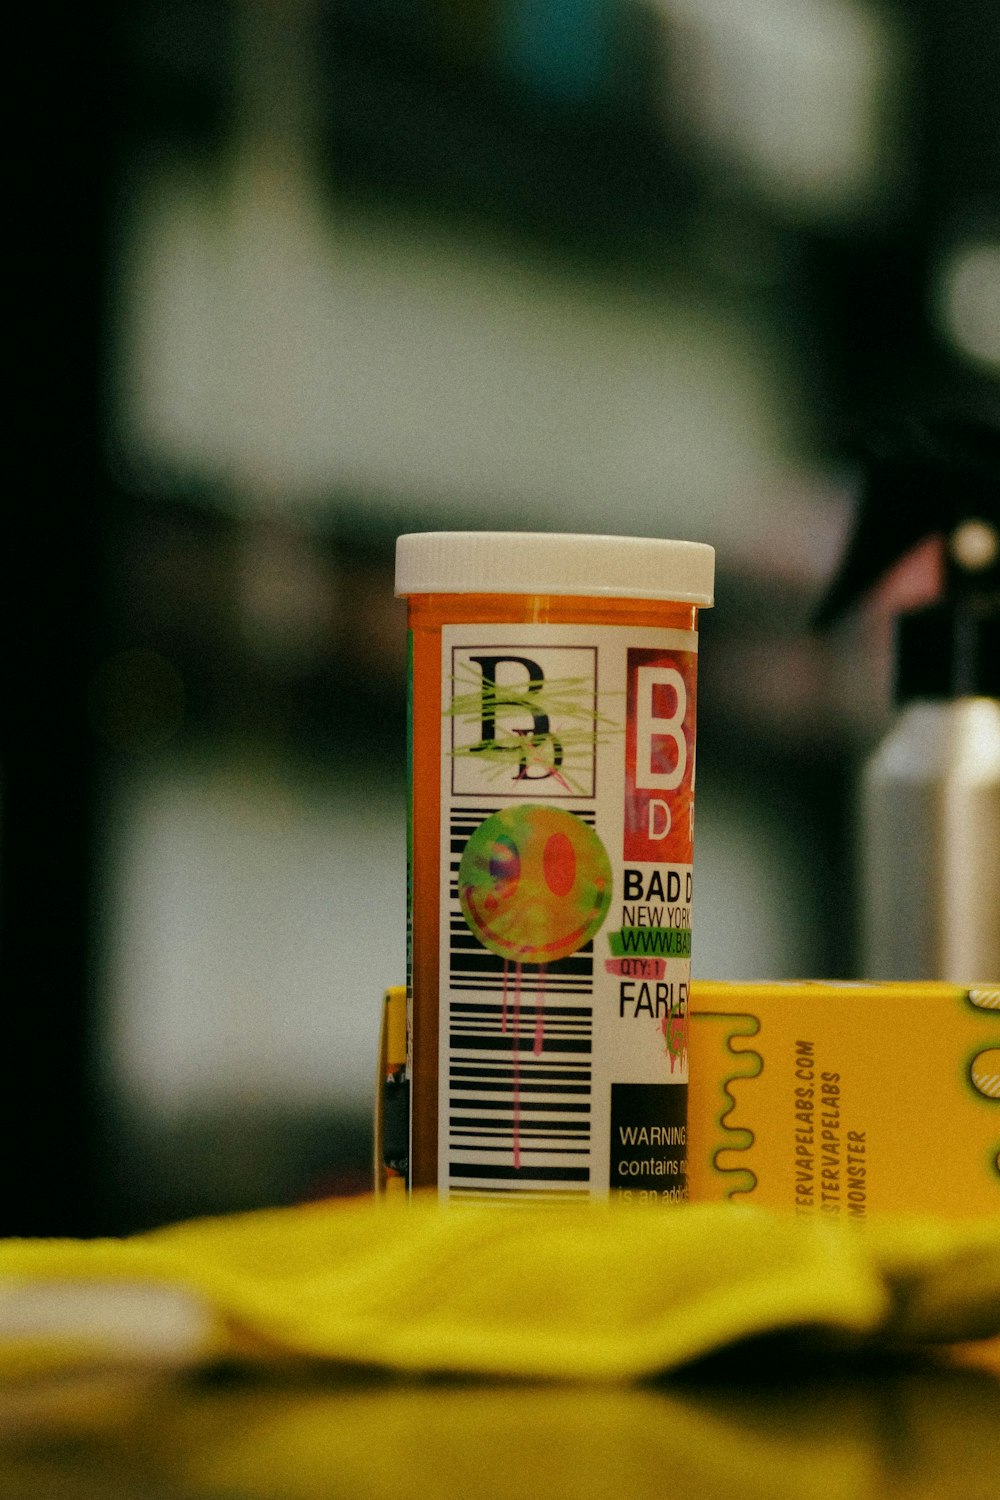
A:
395,533,715,1200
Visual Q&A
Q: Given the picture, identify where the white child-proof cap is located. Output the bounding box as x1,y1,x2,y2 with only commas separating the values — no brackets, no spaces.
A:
395,532,715,605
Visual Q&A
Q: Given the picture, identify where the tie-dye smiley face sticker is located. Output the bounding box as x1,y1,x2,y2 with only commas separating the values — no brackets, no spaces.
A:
458,804,613,964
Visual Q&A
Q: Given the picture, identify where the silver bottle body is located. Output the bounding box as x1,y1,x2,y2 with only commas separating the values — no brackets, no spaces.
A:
862,697,1000,982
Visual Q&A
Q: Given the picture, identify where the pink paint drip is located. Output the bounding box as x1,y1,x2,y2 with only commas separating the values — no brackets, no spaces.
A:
505,961,544,1169
533,965,546,1056
512,961,522,1169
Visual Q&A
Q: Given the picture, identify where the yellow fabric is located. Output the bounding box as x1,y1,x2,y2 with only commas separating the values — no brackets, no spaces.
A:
1,1196,998,1385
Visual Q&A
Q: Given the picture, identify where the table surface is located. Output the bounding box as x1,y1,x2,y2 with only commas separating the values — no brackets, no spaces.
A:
3,1346,998,1500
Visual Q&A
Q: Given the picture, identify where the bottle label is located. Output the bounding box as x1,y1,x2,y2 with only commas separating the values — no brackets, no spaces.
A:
438,622,697,1201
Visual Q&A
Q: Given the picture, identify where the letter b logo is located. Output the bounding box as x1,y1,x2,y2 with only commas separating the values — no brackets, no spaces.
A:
449,643,598,797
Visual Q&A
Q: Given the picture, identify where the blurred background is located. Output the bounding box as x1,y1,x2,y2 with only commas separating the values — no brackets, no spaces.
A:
5,0,998,1235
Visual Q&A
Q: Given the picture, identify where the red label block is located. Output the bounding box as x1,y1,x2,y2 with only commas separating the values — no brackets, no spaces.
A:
623,647,697,864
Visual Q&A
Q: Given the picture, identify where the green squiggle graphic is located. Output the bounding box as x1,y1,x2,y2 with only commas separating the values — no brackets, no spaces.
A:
694,1012,762,1201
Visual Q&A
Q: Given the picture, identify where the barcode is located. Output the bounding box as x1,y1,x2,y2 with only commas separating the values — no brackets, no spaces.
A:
445,807,595,1197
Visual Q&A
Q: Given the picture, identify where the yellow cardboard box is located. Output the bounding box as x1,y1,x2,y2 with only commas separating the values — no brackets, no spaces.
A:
378,982,1000,1217
689,981,1000,1219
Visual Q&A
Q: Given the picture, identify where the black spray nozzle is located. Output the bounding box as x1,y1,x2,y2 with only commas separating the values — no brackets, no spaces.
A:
814,416,1000,704
895,599,1000,701
813,416,1000,631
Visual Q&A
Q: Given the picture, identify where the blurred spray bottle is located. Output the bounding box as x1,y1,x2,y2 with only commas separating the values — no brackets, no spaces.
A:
817,419,1000,982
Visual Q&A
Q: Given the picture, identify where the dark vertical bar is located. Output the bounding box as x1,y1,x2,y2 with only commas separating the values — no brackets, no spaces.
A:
1,7,112,1235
